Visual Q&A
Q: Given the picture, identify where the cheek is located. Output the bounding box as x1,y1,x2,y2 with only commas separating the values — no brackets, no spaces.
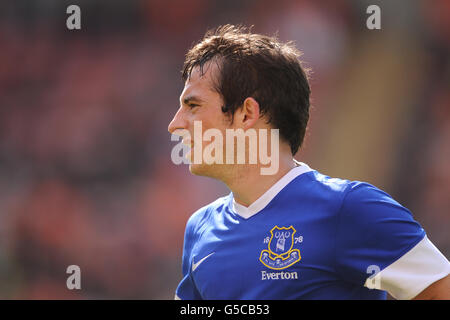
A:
200,109,225,130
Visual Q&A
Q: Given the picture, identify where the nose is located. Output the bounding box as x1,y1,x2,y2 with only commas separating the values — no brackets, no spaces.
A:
168,107,187,135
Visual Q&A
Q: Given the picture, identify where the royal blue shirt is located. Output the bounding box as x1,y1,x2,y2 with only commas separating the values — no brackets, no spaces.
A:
175,164,450,300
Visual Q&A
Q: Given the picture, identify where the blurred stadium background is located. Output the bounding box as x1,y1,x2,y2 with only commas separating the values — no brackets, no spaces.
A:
0,0,448,299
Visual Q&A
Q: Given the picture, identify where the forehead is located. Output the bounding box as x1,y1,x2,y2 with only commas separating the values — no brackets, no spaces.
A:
180,61,220,101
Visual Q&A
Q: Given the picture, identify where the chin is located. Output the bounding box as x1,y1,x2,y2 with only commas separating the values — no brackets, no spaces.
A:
189,163,221,179
189,163,210,176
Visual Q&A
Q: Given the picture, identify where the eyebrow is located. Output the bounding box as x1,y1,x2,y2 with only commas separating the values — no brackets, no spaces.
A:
182,95,204,105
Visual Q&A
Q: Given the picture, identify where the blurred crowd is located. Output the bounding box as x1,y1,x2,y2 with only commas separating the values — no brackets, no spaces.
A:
0,0,448,299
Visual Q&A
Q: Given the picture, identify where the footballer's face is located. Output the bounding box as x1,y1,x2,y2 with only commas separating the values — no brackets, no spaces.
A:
168,61,233,178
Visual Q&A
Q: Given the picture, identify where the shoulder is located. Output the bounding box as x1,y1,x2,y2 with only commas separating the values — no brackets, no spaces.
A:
305,170,407,214
300,170,421,238
305,170,351,194
291,169,352,207
305,170,390,200
319,173,423,237
338,179,416,222
185,194,230,236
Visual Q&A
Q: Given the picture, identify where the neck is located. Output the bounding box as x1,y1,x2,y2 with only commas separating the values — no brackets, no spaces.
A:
223,154,297,207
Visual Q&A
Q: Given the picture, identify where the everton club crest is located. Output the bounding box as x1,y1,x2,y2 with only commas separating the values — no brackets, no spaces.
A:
259,225,301,270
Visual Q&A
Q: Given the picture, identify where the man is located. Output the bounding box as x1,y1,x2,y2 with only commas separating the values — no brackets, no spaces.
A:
168,25,450,299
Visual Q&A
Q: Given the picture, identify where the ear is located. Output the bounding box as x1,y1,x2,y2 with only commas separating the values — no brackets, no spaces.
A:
237,97,260,129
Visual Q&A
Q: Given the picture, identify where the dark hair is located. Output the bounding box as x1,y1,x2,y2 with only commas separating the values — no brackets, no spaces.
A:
182,25,311,155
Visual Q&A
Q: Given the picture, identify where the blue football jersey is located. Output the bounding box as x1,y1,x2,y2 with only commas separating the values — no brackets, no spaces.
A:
175,164,450,300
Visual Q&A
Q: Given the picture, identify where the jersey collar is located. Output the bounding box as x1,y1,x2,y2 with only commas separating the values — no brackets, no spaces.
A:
231,162,313,219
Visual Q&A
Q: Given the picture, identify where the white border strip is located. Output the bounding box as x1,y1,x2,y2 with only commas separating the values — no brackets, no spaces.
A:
232,162,313,219
364,235,450,299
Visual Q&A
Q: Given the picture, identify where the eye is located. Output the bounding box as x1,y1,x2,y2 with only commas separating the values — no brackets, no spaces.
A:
188,103,199,109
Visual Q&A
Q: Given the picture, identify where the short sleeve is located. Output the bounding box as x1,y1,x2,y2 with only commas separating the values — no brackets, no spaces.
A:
335,182,449,299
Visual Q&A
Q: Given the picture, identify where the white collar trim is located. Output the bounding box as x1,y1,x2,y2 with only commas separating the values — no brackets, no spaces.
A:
232,162,312,219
